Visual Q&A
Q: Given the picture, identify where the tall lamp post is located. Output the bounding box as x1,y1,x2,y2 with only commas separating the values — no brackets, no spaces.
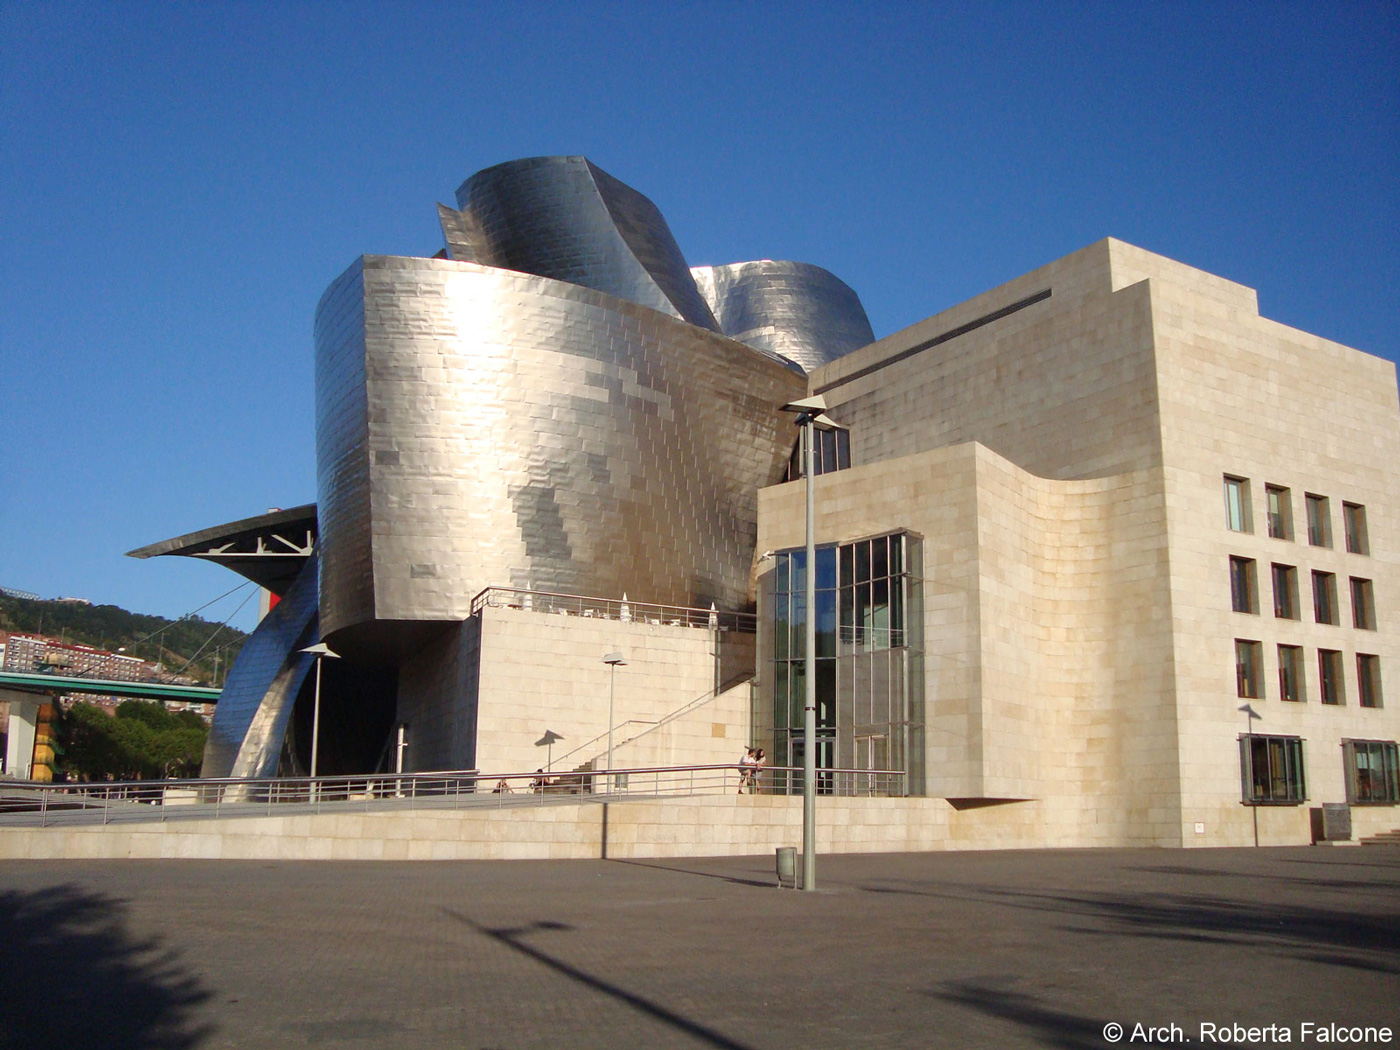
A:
300,642,340,787
603,651,626,792
782,394,837,893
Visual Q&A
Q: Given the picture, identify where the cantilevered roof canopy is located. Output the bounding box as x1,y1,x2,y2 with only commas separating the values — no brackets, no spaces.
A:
127,504,317,597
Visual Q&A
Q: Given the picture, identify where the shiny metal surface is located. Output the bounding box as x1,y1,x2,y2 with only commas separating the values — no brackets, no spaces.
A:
315,254,806,637
127,504,317,596
442,156,719,331
691,260,875,374
201,555,319,778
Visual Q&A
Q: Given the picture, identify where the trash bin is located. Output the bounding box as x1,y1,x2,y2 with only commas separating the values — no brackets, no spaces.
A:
776,846,798,889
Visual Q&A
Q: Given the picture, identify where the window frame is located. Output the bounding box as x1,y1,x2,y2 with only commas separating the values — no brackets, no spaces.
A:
1278,644,1305,703
1342,739,1399,805
1350,577,1376,631
1265,484,1292,541
1357,654,1383,709
1224,476,1252,533
1272,563,1298,620
1306,493,1332,548
1235,639,1264,699
1319,648,1345,706
1240,734,1307,805
1229,556,1258,614
1312,570,1338,626
1343,502,1369,556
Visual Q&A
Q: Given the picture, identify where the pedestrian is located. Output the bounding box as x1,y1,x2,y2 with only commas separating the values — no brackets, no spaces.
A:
750,748,766,793
737,748,756,793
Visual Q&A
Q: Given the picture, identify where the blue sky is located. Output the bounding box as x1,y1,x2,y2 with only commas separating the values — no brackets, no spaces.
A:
2,1,1397,632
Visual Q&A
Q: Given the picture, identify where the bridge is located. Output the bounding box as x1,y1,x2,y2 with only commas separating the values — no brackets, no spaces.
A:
0,671,221,780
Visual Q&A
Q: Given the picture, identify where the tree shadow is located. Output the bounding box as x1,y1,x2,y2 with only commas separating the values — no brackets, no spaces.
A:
928,978,1149,1050
0,884,214,1050
442,910,757,1050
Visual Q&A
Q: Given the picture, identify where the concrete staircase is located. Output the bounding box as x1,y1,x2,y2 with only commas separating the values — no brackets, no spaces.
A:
1359,827,1400,846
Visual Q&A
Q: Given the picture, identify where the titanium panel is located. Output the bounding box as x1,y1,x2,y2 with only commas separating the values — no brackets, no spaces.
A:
448,156,719,331
201,556,319,778
691,260,875,374
314,254,807,638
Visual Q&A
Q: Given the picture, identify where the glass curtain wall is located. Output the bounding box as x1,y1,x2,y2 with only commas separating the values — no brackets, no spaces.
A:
768,531,923,796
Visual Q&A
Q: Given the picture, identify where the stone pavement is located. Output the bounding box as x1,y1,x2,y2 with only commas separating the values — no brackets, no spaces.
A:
1,846,1397,1050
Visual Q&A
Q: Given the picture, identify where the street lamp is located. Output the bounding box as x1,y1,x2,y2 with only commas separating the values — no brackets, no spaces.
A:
300,642,340,784
603,651,626,792
781,393,840,892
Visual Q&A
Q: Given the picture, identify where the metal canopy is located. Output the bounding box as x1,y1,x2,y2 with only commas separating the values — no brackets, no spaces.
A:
127,504,317,597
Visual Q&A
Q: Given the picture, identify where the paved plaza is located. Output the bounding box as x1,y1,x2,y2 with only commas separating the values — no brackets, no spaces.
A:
1,846,1397,1049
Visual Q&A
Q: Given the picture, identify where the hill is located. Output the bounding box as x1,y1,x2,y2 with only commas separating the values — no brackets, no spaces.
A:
0,594,248,686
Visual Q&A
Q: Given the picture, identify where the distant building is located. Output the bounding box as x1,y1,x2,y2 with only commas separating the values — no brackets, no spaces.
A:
0,587,40,601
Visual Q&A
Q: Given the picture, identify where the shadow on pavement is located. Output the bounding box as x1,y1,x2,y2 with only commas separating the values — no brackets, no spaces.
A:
612,858,775,889
443,909,757,1050
929,978,1126,1050
0,884,214,1050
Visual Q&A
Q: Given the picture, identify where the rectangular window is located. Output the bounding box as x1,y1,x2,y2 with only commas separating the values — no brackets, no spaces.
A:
1278,645,1305,703
1343,502,1369,556
1229,556,1257,614
1351,578,1376,630
1272,564,1298,620
1266,485,1292,540
1306,493,1331,547
1224,476,1251,533
1358,654,1383,709
1319,649,1345,705
1344,740,1399,803
1312,571,1338,625
1240,734,1306,804
1235,639,1263,699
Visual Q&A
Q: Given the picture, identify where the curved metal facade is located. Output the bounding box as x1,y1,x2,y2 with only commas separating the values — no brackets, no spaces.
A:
441,156,719,331
691,260,875,373
201,555,319,778
314,254,807,639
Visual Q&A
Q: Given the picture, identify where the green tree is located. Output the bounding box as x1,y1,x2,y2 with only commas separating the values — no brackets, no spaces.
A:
59,701,208,780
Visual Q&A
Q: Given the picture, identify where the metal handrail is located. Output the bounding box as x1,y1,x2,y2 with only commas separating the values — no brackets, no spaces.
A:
469,586,756,633
0,763,907,828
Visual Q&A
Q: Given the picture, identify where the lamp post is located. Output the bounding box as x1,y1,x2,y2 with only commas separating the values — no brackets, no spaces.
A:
1239,702,1260,847
300,642,340,788
782,394,836,892
603,651,626,792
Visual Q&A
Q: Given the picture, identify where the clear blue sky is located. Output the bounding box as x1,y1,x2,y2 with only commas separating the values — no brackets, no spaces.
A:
2,1,1397,632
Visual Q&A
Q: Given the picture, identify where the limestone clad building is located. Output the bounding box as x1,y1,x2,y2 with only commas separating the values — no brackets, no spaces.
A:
134,159,1399,850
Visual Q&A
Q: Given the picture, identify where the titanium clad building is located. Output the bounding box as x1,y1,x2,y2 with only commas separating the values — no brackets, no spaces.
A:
128,159,1398,851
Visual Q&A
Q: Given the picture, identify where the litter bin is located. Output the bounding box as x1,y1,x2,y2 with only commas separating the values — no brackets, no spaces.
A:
776,846,798,889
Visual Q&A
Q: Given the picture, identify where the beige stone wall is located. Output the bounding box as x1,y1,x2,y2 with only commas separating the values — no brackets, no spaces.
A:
471,606,754,777
758,440,1180,846
1143,252,1400,847
810,239,1165,482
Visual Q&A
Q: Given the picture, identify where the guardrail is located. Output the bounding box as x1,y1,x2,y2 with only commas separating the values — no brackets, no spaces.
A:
0,764,906,828
470,587,756,633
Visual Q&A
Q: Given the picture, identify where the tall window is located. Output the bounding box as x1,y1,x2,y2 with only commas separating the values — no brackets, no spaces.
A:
1306,493,1331,547
1266,485,1292,540
1224,476,1251,533
1240,734,1306,803
1235,640,1263,699
1319,649,1345,705
1278,645,1305,703
1351,578,1376,630
1229,556,1257,614
1312,571,1338,625
771,531,921,795
1343,502,1369,556
1343,740,1398,803
1358,654,1383,709
1272,564,1298,620
785,427,851,480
